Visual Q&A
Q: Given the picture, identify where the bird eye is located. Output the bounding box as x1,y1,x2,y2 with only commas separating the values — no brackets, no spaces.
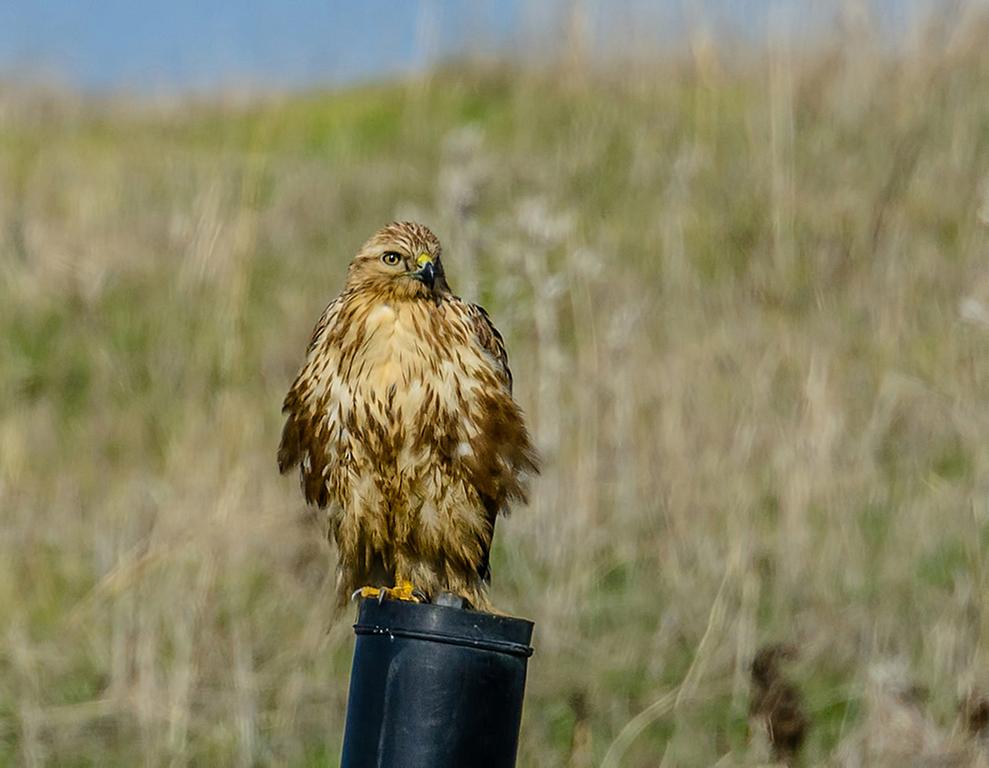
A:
381,252,402,266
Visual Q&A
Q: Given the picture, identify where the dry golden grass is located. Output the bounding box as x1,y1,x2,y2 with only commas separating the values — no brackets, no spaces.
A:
3,14,989,767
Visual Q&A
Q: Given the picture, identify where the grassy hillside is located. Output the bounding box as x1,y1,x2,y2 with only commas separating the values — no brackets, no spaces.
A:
3,22,989,766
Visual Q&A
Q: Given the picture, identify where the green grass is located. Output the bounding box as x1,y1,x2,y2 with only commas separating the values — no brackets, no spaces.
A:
3,24,989,766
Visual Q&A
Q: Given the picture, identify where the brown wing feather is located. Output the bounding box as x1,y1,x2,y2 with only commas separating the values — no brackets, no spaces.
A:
277,297,342,508
466,302,514,393
460,300,537,582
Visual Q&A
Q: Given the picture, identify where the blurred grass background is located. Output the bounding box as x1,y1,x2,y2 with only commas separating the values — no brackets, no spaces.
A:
3,7,989,767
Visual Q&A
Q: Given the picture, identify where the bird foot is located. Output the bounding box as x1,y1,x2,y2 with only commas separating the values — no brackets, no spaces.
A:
351,578,425,604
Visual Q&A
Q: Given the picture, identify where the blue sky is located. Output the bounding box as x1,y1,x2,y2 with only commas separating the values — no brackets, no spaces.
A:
0,1,948,92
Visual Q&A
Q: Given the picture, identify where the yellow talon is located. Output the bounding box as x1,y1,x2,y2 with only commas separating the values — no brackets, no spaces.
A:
391,578,420,602
355,586,384,600
352,578,422,603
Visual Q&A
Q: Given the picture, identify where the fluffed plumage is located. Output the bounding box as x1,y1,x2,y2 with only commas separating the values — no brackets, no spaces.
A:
278,222,538,610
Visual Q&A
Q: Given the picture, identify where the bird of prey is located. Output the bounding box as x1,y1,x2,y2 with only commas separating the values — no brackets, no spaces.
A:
278,222,538,611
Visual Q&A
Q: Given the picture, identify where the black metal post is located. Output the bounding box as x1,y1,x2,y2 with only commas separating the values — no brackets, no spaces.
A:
340,599,534,768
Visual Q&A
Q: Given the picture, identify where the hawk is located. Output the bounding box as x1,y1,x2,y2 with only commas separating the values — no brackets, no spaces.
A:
278,222,538,611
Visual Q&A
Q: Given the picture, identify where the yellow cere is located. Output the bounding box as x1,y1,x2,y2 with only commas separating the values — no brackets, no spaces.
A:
416,253,433,267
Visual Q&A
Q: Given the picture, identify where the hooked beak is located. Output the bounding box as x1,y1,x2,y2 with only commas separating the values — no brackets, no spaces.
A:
412,253,435,290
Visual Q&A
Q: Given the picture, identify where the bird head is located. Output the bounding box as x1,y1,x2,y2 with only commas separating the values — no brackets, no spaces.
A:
346,221,450,301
